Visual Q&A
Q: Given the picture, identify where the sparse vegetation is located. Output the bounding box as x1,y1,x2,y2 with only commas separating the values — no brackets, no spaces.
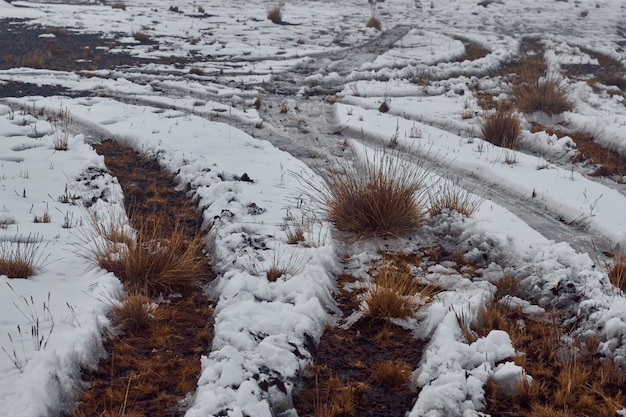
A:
428,178,482,218
285,224,306,245
308,150,429,237
33,208,51,223
532,126,625,178
52,107,71,151
479,103,521,149
469,275,626,417
72,141,215,417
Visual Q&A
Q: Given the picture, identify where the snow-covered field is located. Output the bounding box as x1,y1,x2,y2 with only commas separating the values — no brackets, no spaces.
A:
1,0,625,415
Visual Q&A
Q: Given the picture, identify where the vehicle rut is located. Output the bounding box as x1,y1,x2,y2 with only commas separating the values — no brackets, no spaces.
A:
38,22,616,260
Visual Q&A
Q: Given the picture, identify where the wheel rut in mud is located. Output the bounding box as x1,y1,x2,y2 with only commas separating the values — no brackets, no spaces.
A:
69,141,215,417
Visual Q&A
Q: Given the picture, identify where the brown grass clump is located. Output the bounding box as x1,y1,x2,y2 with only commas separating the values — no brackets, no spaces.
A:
111,1,126,10
512,58,573,115
111,294,165,335
131,31,150,44
189,66,205,76
608,255,626,292
310,150,428,237
366,16,381,30
479,103,521,149
0,235,44,278
363,264,435,320
267,2,285,24
371,360,412,388
88,216,207,296
266,265,284,282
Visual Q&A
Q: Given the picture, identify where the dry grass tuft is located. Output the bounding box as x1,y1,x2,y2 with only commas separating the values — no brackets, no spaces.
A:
111,1,126,10
302,365,368,417
189,66,205,76
428,178,482,218
263,251,304,282
267,2,285,24
86,215,206,296
286,225,306,245
0,235,44,278
494,274,522,300
479,103,521,149
363,264,436,320
366,16,381,30
608,255,626,292
266,265,284,282
111,294,165,335
378,98,389,113
17,49,45,68
131,31,150,44
308,150,428,237
371,360,412,388
512,58,573,115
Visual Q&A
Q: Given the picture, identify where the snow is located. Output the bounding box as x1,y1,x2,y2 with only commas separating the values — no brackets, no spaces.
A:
1,0,625,416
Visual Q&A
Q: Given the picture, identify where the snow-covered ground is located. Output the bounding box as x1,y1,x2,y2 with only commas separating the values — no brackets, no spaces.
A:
1,0,625,416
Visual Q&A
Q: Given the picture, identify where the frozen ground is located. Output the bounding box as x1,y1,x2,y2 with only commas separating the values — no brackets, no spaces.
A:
0,0,625,416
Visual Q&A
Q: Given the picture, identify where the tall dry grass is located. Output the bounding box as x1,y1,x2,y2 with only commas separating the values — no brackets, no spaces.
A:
307,150,429,237
0,234,44,278
110,294,166,335
363,264,437,320
479,103,521,149
83,214,206,296
513,58,573,115
302,364,368,417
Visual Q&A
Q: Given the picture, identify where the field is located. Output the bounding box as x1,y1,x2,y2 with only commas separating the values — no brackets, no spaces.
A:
0,0,625,416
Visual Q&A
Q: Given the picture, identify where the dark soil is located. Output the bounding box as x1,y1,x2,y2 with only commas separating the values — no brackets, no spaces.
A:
0,19,188,98
0,19,149,71
294,274,425,417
